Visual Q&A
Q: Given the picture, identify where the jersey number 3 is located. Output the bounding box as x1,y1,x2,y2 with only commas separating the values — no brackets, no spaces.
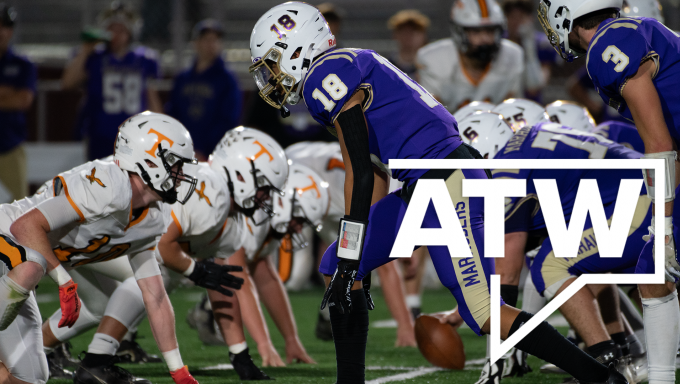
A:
602,45,629,72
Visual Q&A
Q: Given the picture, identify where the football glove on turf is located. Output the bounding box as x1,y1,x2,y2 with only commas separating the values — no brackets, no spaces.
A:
187,259,244,296
58,280,80,328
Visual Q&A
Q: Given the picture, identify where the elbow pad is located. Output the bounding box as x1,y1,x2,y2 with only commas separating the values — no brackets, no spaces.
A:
337,104,374,221
643,151,676,203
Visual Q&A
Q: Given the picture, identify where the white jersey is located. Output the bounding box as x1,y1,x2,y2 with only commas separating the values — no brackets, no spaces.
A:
0,160,171,268
416,38,524,112
165,162,244,260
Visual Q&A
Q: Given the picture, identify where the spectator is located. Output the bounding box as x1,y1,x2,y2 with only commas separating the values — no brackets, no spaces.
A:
317,3,343,39
165,19,242,161
62,2,161,160
501,0,554,102
0,3,35,202
387,10,430,79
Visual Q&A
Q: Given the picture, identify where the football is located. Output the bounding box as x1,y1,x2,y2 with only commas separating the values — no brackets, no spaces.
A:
414,314,465,370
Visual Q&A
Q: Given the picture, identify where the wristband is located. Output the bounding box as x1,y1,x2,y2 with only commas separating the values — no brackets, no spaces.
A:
336,216,368,261
183,258,196,277
48,264,72,286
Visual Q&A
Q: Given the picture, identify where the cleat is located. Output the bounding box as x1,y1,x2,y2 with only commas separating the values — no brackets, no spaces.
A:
502,348,531,377
229,348,272,380
186,296,224,346
49,342,81,369
629,354,647,383
116,333,162,364
474,359,503,384
74,362,151,384
314,313,333,341
560,362,628,384
47,352,74,380
541,362,567,374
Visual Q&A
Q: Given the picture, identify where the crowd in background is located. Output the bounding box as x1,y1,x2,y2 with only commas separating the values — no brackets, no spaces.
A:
0,0,669,200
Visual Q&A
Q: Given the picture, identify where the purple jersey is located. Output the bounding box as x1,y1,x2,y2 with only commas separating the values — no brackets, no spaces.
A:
592,121,645,154
493,122,644,234
82,46,160,159
302,48,462,183
586,17,680,143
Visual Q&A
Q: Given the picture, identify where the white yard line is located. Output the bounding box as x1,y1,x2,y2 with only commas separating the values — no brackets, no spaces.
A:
366,367,442,383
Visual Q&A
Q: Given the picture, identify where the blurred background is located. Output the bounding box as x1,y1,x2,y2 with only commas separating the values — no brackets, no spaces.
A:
1,0,679,201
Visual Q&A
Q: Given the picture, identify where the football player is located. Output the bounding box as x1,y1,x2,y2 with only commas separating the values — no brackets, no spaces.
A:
417,0,524,112
248,3,625,383
540,0,680,381
462,112,650,381
283,141,417,346
0,112,202,384
545,100,597,132
61,2,162,160
592,121,645,154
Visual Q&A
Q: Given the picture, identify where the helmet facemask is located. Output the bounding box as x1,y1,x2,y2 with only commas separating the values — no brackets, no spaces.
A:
452,23,503,64
138,143,198,205
271,190,318,250
224,159,284,226
537,2,589,62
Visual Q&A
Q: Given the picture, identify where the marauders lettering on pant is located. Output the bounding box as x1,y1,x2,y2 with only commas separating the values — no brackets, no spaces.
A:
455,201,481,288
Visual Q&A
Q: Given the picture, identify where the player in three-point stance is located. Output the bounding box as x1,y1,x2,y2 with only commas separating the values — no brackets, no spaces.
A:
539,0,680,381
248,2,626,383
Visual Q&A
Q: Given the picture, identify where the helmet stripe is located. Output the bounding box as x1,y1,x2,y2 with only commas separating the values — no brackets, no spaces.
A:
478,0,489,18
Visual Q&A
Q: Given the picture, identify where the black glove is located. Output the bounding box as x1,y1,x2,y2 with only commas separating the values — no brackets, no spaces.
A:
187,259,244,296
320,259,360,314
362,272,375,311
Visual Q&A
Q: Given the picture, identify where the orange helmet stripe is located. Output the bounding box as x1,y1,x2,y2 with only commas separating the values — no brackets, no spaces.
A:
478,0,489,18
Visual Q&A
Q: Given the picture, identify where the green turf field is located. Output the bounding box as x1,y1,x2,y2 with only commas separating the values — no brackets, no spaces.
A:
34,278,671,383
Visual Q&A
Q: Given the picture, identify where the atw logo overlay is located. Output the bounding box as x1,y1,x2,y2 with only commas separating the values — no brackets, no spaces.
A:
388,158,666,364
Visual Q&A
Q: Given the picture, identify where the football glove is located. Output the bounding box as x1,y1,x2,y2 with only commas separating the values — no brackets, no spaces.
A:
187,259,244,297
57,280,80,328
170,366,199,384
643,226,680,282
320,259,359,314
362,272,375,311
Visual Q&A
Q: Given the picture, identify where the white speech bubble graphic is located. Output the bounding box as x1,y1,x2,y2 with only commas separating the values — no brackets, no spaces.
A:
389,158,665,365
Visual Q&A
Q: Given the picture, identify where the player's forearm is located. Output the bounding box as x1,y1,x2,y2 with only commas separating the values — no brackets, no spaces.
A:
61,54,89,90
375,263,414,330
251,258,299,343
147,88,163,113
138,275,179,353
0,88,34,111
499,231,529,285
158,240,193,275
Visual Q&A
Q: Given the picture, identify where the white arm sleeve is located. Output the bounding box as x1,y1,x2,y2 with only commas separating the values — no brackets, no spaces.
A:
35,195,81,231
129,250,162,280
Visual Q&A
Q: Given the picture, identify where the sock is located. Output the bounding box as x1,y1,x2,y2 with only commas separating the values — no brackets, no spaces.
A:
626,333,645,357
500,285,519,307
610,332,630,356
87,333,120,356
329,289,368,384
642,291,679,383
44,346,54,355
405,294,421,309
522,273,546,315
510,311,609,382
229,341,248,355
586,340,620,364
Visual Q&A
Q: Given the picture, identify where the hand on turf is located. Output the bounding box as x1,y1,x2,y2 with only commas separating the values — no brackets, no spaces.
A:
170,366,199,384
258,343,285,367
187,259,244,296
320,259,359,314
432,307,464,330
395,324,417,348
285,338,317,364
57,280,80,328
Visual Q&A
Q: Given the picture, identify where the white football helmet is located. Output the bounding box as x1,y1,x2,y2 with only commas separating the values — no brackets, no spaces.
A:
209,127,288,224
545,100,596,132
492,98,550,130
249,2,336,113
114,111,198,204
622,0,664,22
538,0,622,62
271,163,330,249
97,2,143,40
453,101,496,123
458,112,514,158
450,0,506,62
